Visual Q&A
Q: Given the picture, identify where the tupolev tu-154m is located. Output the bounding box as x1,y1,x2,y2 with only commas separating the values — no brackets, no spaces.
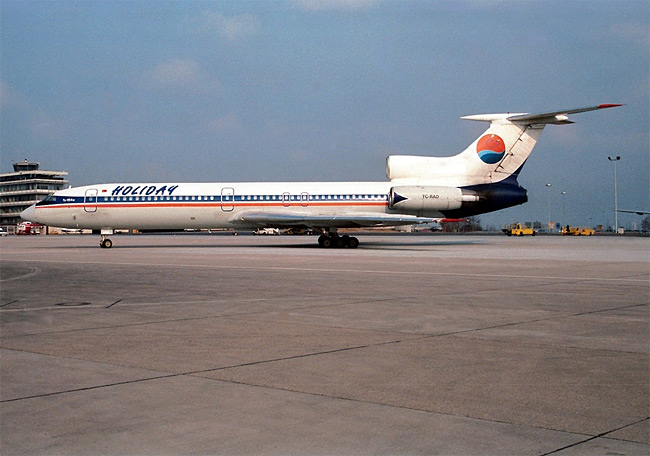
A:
21,104,621,248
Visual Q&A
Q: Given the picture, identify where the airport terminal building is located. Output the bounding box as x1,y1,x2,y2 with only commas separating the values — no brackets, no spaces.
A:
0,160,69,227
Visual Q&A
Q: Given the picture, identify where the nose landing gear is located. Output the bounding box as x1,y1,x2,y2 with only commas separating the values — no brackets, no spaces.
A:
99,229,114,248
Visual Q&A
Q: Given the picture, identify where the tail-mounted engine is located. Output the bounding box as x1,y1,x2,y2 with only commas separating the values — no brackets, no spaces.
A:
388,186,479,212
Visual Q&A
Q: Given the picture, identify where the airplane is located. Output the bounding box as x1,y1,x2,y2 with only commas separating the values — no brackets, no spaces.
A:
616,210,650,215
20,104,621,249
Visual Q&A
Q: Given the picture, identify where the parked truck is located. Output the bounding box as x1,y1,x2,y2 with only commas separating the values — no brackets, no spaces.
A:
502,223,537,236
561,226,595,236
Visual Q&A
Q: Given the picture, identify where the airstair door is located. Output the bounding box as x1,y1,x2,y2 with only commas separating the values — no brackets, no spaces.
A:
221,187,234,212
84,189,98,213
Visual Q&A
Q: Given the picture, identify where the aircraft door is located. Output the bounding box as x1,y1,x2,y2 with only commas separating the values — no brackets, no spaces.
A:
300,192,310,207
221,187,234,212
282,192,291,207
84,189,98,213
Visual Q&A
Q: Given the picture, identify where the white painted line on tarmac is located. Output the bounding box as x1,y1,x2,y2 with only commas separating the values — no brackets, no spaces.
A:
4,258,648,283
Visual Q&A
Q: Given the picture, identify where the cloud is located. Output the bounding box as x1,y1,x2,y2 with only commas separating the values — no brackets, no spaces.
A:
0,80,12,108
0,79,64,140
150,59,203,87
147,59,221,93
290,0,380,11
194,11,260,42
206,113,243,133
608,21,649,47
0,79,27,109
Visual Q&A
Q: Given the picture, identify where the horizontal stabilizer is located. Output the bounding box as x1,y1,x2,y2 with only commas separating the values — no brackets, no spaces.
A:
462,104,622,125
616,209,650,215
506,104,622,125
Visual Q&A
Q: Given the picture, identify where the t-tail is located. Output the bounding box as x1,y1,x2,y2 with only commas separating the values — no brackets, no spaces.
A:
386,104,622,217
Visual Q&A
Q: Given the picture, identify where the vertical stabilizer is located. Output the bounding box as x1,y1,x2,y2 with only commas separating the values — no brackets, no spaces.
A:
387,104,621,186
458,115,545,184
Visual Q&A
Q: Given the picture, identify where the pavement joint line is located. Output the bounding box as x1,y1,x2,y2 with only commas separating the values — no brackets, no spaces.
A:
540,416,650,455
423,302,650,339
2,351,647,448
105,299,123,309
0,297,418,338
0,352,621,446
568,302,649,317
0,372,180,403
188,373,613,443
2,299,646,350
0,294,354,314
0,340,409,403
2,330,647,444
3,258,648,283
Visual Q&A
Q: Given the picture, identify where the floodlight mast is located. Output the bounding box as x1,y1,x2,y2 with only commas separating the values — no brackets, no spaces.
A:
608,156,621,232
546,183,552,231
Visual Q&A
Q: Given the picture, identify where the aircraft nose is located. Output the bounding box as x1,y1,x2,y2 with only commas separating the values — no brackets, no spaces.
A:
20,204,36,222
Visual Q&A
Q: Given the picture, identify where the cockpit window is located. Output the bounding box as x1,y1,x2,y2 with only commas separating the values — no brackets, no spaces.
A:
35,194,56,206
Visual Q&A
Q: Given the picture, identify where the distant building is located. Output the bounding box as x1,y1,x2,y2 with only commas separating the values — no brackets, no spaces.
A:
0,160,69,226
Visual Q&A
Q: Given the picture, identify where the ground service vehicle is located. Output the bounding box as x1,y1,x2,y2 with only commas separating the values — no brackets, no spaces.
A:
16,221,42,235
503,223,537,236
561,226,595,236
253,228,280,235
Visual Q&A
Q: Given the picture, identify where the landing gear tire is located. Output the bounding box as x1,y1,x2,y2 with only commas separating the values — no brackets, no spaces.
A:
319,235,332,248
317,234,359,249
100,238,113,249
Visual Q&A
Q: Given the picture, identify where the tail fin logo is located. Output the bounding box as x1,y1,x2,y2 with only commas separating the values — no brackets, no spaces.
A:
477,134,505,164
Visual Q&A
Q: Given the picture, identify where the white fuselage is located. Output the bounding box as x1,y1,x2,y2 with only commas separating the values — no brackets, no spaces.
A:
27,181,421,231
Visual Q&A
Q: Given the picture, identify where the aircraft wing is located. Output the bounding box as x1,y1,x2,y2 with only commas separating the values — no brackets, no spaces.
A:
616,209,650,215
235,211,435,229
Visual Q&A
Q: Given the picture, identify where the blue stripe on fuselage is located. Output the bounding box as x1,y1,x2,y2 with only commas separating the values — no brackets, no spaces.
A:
36,193,390,207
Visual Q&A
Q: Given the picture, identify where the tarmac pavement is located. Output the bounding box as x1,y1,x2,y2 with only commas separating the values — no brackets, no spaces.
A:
1,233,648,455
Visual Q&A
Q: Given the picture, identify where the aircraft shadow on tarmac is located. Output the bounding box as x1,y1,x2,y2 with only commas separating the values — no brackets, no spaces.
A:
38,237,481,250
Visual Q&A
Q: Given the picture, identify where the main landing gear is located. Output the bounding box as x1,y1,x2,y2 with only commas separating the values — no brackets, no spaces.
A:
317,233,359,249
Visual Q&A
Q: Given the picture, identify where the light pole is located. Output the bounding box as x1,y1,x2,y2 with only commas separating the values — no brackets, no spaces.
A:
561,191,566,228
608,156,620,232
546,183,552,231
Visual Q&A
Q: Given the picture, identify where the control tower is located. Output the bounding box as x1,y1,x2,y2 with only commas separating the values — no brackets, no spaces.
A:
0,160,69,226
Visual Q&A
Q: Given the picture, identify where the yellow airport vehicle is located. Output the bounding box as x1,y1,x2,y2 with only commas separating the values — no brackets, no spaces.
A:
561,226,595,236
502,223,537,236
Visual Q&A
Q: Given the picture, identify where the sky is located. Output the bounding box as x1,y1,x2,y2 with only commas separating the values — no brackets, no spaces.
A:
1,0,648,229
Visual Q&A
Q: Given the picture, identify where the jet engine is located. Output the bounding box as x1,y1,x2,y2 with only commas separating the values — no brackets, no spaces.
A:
388,186,479,212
